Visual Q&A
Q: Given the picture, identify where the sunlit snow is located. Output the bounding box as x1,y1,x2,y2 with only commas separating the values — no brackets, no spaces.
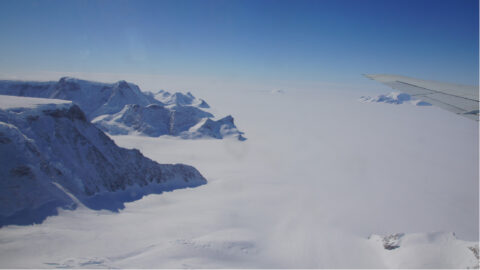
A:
0,86,478,268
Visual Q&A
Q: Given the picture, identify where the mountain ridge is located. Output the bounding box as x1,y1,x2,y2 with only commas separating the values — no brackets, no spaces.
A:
0,95,207,226
0,77,245,140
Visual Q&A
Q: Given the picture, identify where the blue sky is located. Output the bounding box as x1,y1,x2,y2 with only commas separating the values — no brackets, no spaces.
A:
0,0,478,90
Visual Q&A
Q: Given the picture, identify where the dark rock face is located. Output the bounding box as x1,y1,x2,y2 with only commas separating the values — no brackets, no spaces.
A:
10,165,34,177
0,100,207,226
57,77,81,91
116,80,130,89
198,99,210,108
468,245,479,260
43,104,87,122
382,233,404,250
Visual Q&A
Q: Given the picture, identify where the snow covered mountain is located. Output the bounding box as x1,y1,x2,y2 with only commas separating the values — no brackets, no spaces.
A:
368,232,479,269
0,86,477,269
0,95,207,226
0,78,245,140
360,91,432,106
92,104,245,140
92,104,172,136
181,115,247,141
0,77,156,119
153,90,210,108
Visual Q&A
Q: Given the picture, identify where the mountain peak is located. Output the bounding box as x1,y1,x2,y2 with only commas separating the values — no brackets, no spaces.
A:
115,80,131,89
58,76,75,82
57,77,81,91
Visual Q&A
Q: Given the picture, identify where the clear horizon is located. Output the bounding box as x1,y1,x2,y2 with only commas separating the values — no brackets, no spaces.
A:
0,0,478,91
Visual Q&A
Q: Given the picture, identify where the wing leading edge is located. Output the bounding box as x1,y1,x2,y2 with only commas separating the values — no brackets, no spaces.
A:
365,74,479,121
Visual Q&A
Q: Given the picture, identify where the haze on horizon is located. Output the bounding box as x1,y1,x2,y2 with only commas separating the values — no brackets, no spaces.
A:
0,0,478,92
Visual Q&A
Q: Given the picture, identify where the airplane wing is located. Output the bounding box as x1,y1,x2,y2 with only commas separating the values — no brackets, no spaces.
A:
364,74,479,121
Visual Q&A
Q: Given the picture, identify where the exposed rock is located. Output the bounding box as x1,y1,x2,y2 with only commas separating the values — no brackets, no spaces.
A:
382,233,404,250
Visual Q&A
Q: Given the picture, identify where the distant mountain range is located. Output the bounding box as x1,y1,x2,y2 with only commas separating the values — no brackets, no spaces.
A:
0,77,245,140
0,95,207,226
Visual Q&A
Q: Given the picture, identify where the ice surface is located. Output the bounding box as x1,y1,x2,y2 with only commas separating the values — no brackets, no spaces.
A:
0,87,477,268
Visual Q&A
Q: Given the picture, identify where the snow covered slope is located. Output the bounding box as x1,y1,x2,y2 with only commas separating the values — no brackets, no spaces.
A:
0,78,245,140
0,86,476,268
91,103,244,139
92,104,172,136
181,115,246,141
92,89,244,139
0,77,156,120
368,232,479,269
0,95,206,226
153,90,210,108
360,91,432,106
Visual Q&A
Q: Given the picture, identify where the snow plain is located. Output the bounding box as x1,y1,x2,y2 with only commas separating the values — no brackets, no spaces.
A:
0,86,478,268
